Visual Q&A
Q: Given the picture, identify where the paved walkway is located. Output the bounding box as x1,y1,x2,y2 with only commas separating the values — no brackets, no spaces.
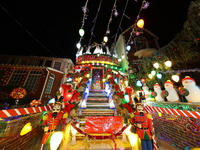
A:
157,139,178,150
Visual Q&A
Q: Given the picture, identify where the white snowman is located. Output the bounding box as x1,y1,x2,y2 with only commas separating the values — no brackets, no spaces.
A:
153,83,164,102
182,76,200,103
142,84,150,101
164,80,179,102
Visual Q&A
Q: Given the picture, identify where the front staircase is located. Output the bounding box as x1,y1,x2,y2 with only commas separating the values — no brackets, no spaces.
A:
61,89,132,150
81,89,115,116
77,89,115,139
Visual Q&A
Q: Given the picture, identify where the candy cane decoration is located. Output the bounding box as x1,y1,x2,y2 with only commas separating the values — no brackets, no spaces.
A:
0,105,53,118
145,106,200,119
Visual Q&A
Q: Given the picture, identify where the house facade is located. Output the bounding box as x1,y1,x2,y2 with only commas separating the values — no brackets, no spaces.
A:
0,55,74,106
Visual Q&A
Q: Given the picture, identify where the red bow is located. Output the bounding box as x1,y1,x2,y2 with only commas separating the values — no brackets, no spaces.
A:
71,91,81,102
63,103,75,114
122,103,134,113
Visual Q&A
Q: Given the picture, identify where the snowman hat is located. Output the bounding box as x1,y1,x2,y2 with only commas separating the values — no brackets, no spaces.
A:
154,83,160,87
182,76,195,82
164,80,173,85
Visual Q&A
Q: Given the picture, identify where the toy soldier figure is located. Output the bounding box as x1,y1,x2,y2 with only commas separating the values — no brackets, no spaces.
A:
41,102,67,150
130,103,154,150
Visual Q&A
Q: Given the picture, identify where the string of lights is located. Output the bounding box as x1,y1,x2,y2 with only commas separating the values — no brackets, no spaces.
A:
26,0,67,57
88,0,103,46
0,4,58,57
113,0,130,43
103,0,118,44
126,0,150,46
77,0,89,48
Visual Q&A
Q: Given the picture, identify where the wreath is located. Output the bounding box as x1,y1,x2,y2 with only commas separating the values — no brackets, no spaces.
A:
151,91,157,98
10,87,27,99
161,90,169,97
178,88,189,96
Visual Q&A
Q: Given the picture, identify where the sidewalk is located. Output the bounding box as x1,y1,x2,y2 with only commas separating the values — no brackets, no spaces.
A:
157,139,178,150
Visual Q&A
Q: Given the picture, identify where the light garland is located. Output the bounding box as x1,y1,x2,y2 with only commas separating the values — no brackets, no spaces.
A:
77,0,89,48
103,0,118,43
88,0,103,46
126,0,150,45
166,68,200,73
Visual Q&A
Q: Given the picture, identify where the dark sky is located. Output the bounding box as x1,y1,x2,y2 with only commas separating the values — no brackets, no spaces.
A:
0,0,194,63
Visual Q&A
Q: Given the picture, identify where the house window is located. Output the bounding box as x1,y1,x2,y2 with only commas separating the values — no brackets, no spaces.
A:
19,60,27,65
0,70,6,85
54,61,61,70
8,69,27,86
9,58,15,65
45,73,55,94
38,60,44,66
24,70,43,92
44,60,52,67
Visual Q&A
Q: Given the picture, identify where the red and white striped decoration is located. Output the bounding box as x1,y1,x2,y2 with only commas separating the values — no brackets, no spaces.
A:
145,106,200,119
0,105,53,118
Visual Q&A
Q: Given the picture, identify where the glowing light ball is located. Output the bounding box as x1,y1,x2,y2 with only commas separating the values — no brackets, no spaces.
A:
153,62,159,69
148,74,153,79
136,19,144,28
158,112,162,117
20,122,32,136
65,92,73,101
103,36,108,43
136,80,142,87
151,70,156,76
127,132,139,147
86,73,90,78
156,73,162,79
172,75,180,82
79,29,85,37
50,131,63,150
76,42,81,49
124,93,130,103
141,78,146,83
126,45,131,51
165,60,172,67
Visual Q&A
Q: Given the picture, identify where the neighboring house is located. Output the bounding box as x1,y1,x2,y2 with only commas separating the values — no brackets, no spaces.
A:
115,26,160,72
0,55,74,105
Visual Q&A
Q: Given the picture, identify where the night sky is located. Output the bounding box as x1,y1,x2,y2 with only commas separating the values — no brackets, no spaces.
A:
0,0,194,63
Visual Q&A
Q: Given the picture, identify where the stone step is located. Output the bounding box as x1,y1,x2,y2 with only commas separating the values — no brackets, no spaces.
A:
87,97,108,101
88,94,106,96
86,103,110,106
82,109,114,112
86,100,108,103
86,106,110,109
89,89,105,92
82,113,114,116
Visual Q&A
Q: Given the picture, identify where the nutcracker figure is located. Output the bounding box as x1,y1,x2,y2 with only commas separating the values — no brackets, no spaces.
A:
130,103,154,150
41,102,67,150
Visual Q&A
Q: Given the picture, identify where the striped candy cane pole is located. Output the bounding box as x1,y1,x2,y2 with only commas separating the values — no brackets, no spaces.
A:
145,106,200,119
0,105,53,118
144,106,159,150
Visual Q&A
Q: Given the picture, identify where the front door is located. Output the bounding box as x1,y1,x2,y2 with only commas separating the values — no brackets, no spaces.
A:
92,68,103,89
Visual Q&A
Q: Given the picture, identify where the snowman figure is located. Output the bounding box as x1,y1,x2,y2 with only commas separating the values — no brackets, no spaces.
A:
164,80,179,102
182,76,200,103
153,83,164,102
142,84,150,101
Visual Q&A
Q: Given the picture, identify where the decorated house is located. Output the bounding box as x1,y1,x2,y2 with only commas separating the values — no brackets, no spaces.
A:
0,55,74,107
0,1,200,150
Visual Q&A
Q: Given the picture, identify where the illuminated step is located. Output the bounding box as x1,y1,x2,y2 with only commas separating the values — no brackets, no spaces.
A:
87,97,108,100
86,103,110,106
88,93,107,97
82,109,114,112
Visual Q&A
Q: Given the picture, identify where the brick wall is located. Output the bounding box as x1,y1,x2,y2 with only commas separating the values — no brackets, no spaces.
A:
0,126,43,150
153,112,200,150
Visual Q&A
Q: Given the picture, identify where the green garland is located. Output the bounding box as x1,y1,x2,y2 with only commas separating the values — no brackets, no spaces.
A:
129,1,200,91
